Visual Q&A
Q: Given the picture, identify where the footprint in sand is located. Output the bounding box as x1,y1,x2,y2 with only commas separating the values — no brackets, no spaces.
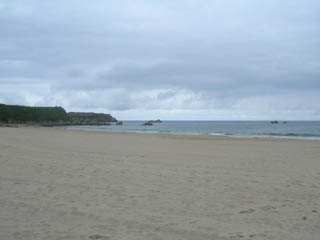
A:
89,235,110,240
260,205,277,212
239,209,255,214
229,232,244,238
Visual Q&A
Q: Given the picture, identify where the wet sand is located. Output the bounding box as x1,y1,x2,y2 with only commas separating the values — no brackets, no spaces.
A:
0,127,320,240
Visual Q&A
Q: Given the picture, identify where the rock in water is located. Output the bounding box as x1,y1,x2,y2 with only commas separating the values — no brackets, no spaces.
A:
143,121,153,126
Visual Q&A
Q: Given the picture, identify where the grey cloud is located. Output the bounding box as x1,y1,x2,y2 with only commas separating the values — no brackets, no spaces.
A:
0,0,320,119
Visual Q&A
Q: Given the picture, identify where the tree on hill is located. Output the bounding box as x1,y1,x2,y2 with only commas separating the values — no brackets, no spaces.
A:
0,104,69,123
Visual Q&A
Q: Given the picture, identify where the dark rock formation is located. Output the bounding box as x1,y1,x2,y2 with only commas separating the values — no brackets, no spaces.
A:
149,119,162,123
143,121,153,126
0,122,19,128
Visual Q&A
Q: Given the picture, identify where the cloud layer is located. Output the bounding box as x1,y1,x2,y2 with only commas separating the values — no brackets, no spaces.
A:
1,0,320,119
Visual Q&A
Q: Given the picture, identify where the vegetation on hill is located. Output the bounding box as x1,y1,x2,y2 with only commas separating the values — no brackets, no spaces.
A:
0,104,69,123
0,104,117,125
68,112,117,123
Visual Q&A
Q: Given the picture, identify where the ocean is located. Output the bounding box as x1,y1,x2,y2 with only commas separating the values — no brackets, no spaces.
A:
65,121,320,139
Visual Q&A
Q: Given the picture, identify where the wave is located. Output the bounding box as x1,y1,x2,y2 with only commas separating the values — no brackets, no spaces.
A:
259,132,320,138
65,124,320,139
208,132,320,139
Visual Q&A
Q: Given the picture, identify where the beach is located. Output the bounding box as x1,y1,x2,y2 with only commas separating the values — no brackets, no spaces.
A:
0,127,319,240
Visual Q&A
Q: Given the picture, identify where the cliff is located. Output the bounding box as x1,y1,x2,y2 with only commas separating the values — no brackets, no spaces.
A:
0,104,117,126
0,104,69,123
68,112,117,124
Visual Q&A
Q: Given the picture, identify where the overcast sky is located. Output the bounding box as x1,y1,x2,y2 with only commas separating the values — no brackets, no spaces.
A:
1,0,319,120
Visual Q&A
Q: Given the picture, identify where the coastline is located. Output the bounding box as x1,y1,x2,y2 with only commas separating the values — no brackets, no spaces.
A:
1,127,320,240
2,124,319,142
61,125,320,141
63,120,320,141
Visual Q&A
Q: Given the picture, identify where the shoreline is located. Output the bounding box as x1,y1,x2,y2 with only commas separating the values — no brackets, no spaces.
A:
2,119,320,141
2,124,320,141
60,125,320,141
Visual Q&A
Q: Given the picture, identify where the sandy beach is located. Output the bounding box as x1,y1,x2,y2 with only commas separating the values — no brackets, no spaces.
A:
0,127,319,240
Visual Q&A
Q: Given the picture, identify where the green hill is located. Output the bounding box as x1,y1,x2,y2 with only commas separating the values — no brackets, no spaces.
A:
0,104,117,125
0,104,69,123
68,112,117,123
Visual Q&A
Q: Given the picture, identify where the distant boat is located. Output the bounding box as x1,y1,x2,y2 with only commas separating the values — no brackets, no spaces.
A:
271,120,279,124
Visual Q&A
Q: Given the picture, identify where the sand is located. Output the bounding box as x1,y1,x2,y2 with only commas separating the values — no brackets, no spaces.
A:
0,127,320,240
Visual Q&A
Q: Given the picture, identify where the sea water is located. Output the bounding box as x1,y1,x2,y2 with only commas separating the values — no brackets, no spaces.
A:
66,121,320,139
